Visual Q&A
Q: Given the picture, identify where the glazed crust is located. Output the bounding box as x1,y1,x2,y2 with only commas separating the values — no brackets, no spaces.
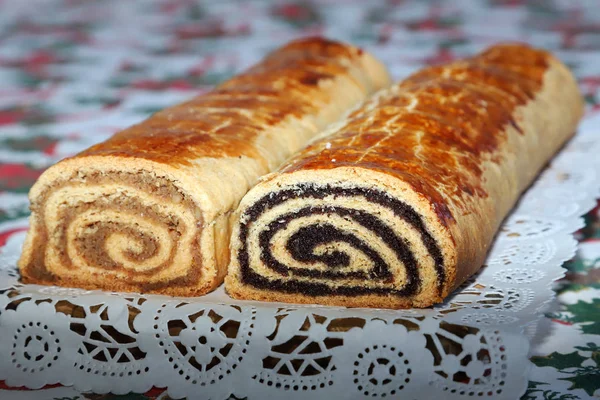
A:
226,43,584,309
18,37,392,296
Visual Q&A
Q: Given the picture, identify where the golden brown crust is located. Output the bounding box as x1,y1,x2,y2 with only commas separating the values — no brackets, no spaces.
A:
280,44,557,222
18,37,392,296
79,38,384,165
226,43,584,308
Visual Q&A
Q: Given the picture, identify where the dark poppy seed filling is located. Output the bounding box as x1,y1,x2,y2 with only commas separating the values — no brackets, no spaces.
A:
262,208,406,281
238,184,445,297
285,223,391,280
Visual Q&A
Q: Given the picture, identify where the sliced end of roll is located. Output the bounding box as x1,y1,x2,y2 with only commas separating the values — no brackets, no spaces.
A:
226,167,457,309
18,156,226,296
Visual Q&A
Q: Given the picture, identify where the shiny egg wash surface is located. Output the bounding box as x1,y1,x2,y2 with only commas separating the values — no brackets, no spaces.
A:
281,44,549,225
79,38,364,166
19,37,389,296
233,44,557,304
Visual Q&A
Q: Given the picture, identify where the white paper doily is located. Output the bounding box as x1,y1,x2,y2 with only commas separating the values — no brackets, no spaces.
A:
1,114,599,399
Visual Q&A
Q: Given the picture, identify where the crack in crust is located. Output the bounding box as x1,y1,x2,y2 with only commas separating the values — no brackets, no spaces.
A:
281,44,555,225
19,37,392,296
227,43,584,308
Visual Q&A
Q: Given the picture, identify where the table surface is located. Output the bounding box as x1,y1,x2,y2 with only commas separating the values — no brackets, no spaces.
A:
0,0,598,399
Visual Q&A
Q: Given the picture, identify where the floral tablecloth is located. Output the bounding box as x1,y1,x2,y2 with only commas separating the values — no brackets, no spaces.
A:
0,0,598,399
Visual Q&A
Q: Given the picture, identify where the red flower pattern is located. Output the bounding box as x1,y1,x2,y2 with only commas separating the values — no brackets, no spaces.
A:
0,164,44,192
0,0,599,397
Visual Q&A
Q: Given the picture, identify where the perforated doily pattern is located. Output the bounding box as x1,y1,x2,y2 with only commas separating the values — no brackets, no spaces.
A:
1,121,599,399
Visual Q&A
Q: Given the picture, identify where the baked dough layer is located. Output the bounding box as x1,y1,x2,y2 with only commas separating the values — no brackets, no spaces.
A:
226,43,584,308
18,38,391,296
